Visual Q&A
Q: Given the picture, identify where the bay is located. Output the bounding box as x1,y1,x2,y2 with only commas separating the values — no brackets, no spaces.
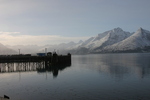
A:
0,53,150,100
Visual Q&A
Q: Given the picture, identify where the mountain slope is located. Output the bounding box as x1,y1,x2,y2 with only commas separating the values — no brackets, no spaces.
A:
91,27,132,50
69,27,132,54
100,28,150,53
7,45,41,54
0,43,17,54
67,27,150,54
4,27,150,54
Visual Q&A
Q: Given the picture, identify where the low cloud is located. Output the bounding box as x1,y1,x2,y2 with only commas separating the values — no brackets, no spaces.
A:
0,31,20,35
0,32,89,46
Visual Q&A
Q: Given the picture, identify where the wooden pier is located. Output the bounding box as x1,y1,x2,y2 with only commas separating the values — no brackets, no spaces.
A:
0,52,71,65
0,52,71,77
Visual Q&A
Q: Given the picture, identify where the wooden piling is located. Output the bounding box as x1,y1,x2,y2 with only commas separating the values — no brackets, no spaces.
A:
0,53,71,66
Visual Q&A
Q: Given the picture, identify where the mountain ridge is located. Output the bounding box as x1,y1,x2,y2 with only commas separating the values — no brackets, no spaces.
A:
2,27,150,54
68,27,150,54
0,43,17,54
100,27,150,53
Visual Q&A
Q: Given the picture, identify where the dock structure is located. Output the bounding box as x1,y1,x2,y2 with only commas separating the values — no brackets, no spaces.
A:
0,52,71,66
0,52,71,77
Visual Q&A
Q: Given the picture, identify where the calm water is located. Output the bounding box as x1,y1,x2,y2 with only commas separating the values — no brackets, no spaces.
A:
0,53,150,100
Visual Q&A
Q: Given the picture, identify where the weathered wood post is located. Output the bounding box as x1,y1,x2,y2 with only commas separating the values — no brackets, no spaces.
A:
45,52,52,68
52,52,58,65
68,53,71,64
45,52,48,68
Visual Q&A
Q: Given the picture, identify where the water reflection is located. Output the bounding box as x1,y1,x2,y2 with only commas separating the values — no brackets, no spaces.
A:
0,62,71,78
74,53,150,79
37,64,71,78
1,54,150,100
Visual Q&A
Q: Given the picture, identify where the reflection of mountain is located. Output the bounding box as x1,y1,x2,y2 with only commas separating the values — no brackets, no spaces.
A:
98,54,150,78
0,62,71,78
77,54,150,79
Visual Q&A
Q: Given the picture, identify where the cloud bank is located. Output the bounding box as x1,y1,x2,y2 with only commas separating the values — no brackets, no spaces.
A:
0,32,89,46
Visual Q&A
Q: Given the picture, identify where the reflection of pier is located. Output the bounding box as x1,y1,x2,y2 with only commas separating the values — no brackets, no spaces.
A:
0,61,71,77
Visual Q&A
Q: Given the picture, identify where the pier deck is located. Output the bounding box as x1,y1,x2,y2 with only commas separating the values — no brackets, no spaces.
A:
0,53,71,65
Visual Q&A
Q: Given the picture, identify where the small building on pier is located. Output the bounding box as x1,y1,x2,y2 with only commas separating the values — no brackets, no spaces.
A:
37,53,46,56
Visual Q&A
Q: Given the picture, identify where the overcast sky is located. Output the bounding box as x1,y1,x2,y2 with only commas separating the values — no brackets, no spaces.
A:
0,0,150,45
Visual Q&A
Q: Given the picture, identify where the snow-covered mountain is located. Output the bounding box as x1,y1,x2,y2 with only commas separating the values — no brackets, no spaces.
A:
87,27,132,50
0,43,17,54
3,27,150,54
68,27,132,54
100,27,150,53
38,41,84,54
68,27,150,54
7,45,42,54
6,41,83,55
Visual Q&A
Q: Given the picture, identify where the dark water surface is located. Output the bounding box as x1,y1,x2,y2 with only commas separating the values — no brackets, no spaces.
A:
0,53,150,100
